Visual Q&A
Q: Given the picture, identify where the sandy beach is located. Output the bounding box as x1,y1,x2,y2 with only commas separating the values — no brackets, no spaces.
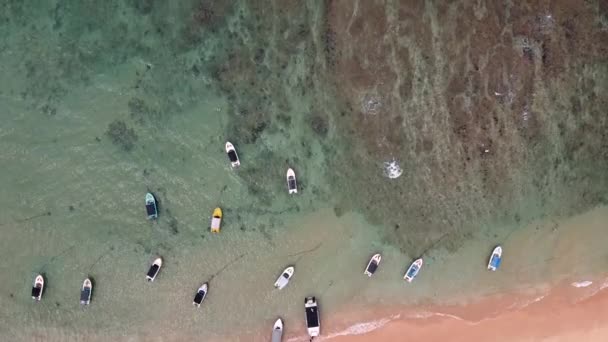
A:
327,279,608,342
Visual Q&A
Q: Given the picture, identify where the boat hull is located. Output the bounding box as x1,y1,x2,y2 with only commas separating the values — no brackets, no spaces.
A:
210,207,222,233
193,283,208,307
487,246,502,271
145,193,158,219
364,254,382,277
31,275,44,301
286,168,297,194
404,258,423,282
272,318,283,342
225,142,240,167
305,296,320,337
274,266,295,290
146,258,162,282
80,278,92,305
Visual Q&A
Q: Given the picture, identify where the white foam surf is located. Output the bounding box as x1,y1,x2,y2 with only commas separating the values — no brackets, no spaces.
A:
571,281,593,288
383,159,403,179
320,316,398,340
285,315,400,342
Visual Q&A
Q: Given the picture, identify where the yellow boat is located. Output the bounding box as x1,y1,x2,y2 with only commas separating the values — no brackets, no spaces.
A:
210,207,222,233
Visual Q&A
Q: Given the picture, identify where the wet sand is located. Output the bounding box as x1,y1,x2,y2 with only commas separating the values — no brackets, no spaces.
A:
327,280,608,342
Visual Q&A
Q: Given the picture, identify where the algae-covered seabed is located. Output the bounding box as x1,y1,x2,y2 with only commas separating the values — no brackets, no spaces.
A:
0,1,607,340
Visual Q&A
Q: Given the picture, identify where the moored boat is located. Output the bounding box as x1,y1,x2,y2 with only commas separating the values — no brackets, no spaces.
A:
225,142,240,168
192,283,208,308
364,253,381,277
145,192,158,219
403,258,423,283
146,257,162,282
274,266,294,290
487,246,502,271
31,274,44,301
271,318,283,342
80,278,92,305
210,207,222,233
305,296,320,338
286,168,297,194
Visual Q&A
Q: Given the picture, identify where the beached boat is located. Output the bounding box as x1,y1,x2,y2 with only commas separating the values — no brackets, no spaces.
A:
225,141,240,168
31,274,44,301
305,296,320,337
80,278,92,305
286,168,297,194
364,253,382,277
145,192,158,219
146,257,162,282
210,207,222,233
192,283,208,308
274,266,294,290
403,258,423,283
271,318,283,342
487,246,502,271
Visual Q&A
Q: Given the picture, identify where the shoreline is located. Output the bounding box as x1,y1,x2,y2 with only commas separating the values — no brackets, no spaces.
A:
4,205,608,341
323,276,608,342
253,205,608,342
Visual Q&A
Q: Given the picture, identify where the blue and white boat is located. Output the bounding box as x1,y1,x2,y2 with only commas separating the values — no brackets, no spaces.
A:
487,246,502,271
403,258,423,283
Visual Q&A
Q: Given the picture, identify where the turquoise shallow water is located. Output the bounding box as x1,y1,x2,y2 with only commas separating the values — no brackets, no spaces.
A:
1,1,607,341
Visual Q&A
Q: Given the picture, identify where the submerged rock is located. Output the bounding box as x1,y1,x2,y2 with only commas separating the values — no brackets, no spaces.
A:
106,120,138,151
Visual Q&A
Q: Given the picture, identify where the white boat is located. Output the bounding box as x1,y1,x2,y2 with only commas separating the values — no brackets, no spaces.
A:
225,142,240,168
304,296,320,337
192,283,208,307
31,274,44,301
286,168,297,194
145,192,158,219
80,278,92,305
487,246,502,271
271,318,283,342
274,266,294,290
403,258,423,283
364,253,381,277
146,257,162,282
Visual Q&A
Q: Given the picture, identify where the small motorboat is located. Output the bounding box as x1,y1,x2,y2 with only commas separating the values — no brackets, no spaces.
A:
403,258,423,283
31,274,44,301
305,296,320,338
272,318,283,342
286,168,297,194
274,266,294,290
192,283,208,307
225,141,240,168
146,257,162,282
487,246,502,271
210,207,222,233
145,192,158,219
364,253,381,277
80,278,92,305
